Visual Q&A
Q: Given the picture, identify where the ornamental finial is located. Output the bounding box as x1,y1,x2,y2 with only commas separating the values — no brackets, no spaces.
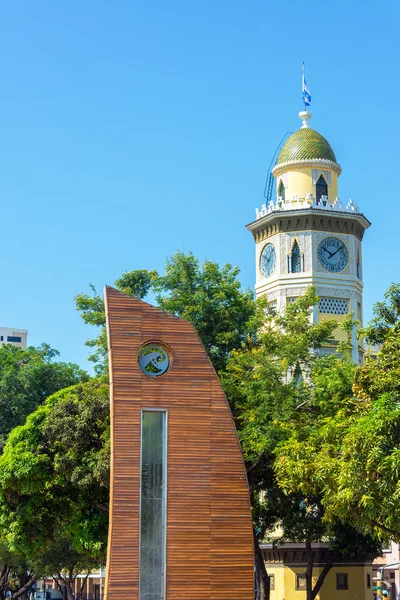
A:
299,110,312,128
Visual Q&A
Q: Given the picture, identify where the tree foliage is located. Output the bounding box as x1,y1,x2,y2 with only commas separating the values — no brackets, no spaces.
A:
275,285,400,542
223,289,380,600
0,344,88,449
5,265,399,600
0,378,109,564
153,253,256,372
75,252,255,374
361,282,400,344
223,289,338,462
0,344,88,599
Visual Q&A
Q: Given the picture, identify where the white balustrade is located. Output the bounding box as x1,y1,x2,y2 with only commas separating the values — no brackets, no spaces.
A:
255,195,361,220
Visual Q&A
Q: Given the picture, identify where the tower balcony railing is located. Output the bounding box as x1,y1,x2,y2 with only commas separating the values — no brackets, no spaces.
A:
255,194,361,220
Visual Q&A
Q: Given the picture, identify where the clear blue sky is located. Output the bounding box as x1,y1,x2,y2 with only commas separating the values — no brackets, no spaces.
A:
0,1,399,371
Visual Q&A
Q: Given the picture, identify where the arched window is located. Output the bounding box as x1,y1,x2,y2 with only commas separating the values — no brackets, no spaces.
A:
278,180,285,201
316,175,328,203
356,253,361,279
293,363,303,386
291,241,302,273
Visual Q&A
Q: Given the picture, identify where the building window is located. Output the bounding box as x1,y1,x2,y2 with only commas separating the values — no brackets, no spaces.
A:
356,253,361,279
291,241,302,273
367,573,371,588
0,336,3,341
390,571,395,580
319,297,348,315
7,336,21,343
287,297,298,304
336,573,348,590
278,180,285,201
357,302,362,327
293,363,303,386
316,175,328,203
296,574,307,590
139,410,167,600
266,300,277,315
269,574,275,591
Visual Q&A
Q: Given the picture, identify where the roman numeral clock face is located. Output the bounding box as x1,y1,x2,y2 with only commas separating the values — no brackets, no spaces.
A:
260,242,276,277
318,237,348,272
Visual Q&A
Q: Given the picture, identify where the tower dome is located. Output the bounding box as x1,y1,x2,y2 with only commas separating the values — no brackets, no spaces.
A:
272,112,341,177
277,127,337,165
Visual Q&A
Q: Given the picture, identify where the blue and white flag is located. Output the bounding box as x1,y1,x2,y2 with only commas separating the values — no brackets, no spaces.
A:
302,64,311,107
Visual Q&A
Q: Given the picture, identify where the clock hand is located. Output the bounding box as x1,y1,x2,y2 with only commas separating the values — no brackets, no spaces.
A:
324,248,334,258
330,248,341,258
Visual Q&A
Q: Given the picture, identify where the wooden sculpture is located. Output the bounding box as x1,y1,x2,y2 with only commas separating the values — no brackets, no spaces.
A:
104,286,254,600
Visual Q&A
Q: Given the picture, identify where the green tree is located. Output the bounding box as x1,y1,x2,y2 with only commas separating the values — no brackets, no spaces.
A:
31,538,102,600
75,271,157,371
0,378,109,570
224,291,380,600
153,252,256,372
275,284,400,542
361,282,400,344
0,343,88,449
0,344,88,599
75,252,256,374
0,542,38,600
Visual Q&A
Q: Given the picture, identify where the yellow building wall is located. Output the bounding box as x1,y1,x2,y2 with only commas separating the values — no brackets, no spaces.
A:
276,167,339,205
271,565,285,599
268,565,373,600
318,312,349,344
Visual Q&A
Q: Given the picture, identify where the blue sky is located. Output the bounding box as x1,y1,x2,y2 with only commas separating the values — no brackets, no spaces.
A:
0,1,399,371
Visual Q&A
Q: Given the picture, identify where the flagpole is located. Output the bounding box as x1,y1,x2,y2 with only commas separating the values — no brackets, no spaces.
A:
300,62,312,128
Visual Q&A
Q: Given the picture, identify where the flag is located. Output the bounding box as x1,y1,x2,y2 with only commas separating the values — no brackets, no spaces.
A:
302,64,311,108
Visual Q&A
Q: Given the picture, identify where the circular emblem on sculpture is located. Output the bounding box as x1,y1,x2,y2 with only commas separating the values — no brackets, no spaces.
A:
138,342,170,377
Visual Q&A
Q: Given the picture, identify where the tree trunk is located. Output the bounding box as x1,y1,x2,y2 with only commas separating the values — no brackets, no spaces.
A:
303,537,339,600
16,572,30,600
80,572,90,600
254,530,270,600
10,575,38,600
56,574,75,600
0,565,10,600
61,582,74,600
311,552,338,600
305,536,313,600
65,581,75,600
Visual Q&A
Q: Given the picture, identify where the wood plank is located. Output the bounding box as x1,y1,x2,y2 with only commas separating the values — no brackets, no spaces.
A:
104,286,254,600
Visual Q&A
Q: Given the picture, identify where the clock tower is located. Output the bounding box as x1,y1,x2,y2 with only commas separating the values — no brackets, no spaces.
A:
246,111,370,363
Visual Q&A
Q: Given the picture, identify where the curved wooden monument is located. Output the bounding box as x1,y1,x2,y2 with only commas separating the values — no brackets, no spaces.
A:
104,286,254,600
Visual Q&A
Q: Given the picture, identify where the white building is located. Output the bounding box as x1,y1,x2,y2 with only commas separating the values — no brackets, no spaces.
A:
0,326,28,349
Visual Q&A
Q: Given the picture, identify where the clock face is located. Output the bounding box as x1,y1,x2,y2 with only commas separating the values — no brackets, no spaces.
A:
260,243,276,277
318,237,348,272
